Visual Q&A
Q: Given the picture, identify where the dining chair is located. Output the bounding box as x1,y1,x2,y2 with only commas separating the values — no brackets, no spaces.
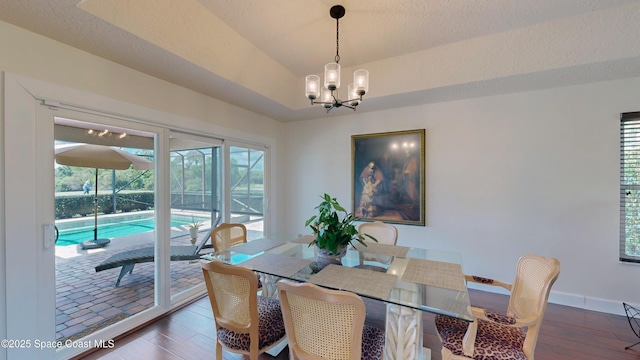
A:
200,260,286,360
435,254,560,360
355,221,398,272
277,280,385,360
211,222,247,252
210,222,266,293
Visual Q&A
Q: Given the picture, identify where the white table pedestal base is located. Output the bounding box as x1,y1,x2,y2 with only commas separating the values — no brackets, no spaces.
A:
385,303,430,360
385,278,432,360
258,273,280,299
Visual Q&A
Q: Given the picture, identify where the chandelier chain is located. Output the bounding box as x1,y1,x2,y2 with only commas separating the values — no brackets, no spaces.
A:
335,17,340,63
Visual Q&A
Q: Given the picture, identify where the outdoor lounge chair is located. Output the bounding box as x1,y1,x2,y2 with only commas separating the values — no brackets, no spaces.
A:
95,218,221,287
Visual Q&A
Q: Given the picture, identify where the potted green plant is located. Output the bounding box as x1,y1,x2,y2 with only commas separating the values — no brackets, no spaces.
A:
188,217,203,244
305,193,376,268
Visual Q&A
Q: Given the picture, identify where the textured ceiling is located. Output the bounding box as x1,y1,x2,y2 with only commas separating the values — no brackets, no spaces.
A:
1,0,640,122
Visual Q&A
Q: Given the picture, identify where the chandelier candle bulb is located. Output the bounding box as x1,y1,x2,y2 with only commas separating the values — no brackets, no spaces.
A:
305,75,320,100
321,88,332,108
324,62,340,90
354,69,369,96
348,84,360,106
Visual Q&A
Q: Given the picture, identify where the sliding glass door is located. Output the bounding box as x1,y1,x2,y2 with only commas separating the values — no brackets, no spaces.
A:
52,114,161,357
169,132,222,300
5,73,273,359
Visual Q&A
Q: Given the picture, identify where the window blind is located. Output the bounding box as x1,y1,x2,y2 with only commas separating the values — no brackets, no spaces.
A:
620,112,640,262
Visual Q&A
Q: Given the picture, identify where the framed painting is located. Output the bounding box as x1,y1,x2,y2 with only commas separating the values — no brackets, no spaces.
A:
351,129,425,226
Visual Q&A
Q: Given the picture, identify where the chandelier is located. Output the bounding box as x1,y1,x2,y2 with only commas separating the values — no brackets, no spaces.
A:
305,5,369,112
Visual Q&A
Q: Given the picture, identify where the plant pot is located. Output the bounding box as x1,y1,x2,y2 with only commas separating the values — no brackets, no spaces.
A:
313,245,347,272
189,228,198,241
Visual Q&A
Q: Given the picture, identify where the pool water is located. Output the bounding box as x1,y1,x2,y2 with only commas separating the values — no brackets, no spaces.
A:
56,218,197,246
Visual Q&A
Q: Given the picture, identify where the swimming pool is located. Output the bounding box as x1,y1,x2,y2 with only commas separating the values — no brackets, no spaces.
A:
56,216,206,246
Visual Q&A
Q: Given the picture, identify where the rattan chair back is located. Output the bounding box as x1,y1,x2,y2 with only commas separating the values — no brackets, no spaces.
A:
509,254,560,355
211,222,247,252
357,221,398,265
277,280,366,360
201,260,258,330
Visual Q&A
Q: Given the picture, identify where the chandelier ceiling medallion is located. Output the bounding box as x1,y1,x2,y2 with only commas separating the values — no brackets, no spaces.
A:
305,5,369,112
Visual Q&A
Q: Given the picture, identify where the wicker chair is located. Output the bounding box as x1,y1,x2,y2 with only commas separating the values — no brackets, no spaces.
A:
201,261,286,359
211,222,265,291
277,280,385,360
435,254,560,360
211,222,248,252
355,221,398,272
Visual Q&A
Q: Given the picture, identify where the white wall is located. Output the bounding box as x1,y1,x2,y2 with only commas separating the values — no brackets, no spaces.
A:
282,77,640,315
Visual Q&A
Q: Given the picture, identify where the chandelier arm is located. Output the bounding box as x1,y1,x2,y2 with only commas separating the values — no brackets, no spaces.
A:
312,100,335,105
343,96,363,103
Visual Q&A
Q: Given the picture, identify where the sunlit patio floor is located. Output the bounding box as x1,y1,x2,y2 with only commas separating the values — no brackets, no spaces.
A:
55,232,212,342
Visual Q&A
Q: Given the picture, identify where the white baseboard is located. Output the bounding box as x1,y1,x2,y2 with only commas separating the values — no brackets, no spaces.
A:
468,283,634,317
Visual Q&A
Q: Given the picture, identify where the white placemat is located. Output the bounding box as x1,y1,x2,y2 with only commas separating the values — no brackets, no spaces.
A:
353,242,409,257
240,253,313,277
310,264,396,299
401,258,466,291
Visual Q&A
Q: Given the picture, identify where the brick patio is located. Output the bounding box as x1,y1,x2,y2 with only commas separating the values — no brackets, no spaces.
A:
55,234,213,342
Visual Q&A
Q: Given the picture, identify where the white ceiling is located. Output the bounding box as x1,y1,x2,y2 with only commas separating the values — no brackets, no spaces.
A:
1,0,640,122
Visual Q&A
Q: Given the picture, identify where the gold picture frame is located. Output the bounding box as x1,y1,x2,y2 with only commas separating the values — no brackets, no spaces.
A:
352,129,426,226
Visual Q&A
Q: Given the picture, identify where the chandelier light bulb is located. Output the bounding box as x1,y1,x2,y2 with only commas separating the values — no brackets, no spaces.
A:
348,84,359,106
305,75,320,100
354,69,369,95
321,87,332,108
324,63,340,90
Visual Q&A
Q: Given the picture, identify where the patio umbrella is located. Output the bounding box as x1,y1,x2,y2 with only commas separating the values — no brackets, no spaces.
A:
55,143,153,246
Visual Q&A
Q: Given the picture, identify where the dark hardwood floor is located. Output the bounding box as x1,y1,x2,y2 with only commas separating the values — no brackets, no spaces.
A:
78,289,640,359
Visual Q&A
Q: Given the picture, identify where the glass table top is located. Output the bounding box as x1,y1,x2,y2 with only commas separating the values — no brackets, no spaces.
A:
201,235,473,322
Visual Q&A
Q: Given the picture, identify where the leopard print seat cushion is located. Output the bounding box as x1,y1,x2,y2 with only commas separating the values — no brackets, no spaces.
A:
435,314,527,360
217,296,285,352
362,325,386,360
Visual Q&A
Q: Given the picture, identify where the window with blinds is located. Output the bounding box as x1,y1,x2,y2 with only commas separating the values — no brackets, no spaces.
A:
621,112,640,263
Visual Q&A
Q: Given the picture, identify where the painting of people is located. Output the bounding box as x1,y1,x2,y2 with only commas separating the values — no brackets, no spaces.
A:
352,129,425,226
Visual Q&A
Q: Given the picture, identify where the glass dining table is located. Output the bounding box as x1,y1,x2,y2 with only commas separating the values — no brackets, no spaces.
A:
201,234,473,360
